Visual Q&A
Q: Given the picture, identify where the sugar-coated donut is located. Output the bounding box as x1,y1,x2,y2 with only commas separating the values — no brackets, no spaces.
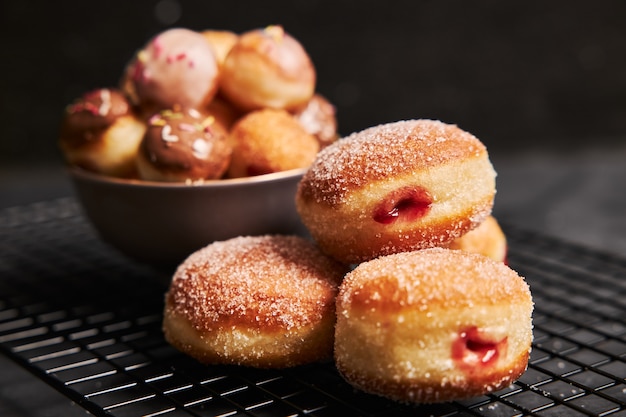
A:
59,88,146,178
136,107,231,182
334,248,533,404
296,119,497,264
163,235,348,368
121,28,219,115
227,109,320,178
449,215,507,263
291,93,339,149
220,25,316,111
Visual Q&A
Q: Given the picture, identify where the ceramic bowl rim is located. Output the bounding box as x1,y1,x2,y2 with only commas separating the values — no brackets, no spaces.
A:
68,166,308,189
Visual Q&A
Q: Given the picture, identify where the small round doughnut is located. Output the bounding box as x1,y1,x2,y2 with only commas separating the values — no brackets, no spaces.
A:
334,248,533,404
295,119,497,264
227,108,320,178
121,28,219,114
136,107,232,182
204,95,242,132
163,235,348,368
291,93,339,149
449,215,508,263
201,29,238,67
59,88,146,178
220,25,316,111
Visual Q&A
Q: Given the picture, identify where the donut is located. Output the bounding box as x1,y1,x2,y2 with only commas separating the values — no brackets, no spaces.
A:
295,119,497,264
59,88,146,178
204,95,242,132
220,25,316,111
291,93,339,149
201,29,238,67
227,108,320,178
162,235,348,368
448,215,508,263
334,248,533,404
121,28,219,115
136,107,232,182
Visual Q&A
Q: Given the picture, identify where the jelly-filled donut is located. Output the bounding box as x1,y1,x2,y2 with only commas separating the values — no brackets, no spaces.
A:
334,248,533,404
136,107,231,182
296,119,497,264
449,215,508,263
227,108,320,178
121,28,219,114
163,235,349,368
220,25,316,111
59,88,146,178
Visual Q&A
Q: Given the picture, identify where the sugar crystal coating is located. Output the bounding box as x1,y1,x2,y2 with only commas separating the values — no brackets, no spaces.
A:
167,235,346,332
299,119,488,206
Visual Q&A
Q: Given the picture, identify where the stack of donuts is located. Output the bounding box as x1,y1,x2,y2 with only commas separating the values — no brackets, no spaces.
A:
163,117,534,404
59,26,338,182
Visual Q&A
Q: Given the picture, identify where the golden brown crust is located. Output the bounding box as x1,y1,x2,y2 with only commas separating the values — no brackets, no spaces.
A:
227,109,320,178
297,119,489,207
163,235,348,368
201,29,238,67
336,350,530,404
448,215,508,262
220,25,316,111
59,88,146,177
295,119,496,264
339,248,530,311
334,248,534,404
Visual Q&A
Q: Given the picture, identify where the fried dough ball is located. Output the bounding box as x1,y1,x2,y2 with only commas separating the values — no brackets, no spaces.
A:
291,93,339,149
449,215,508,263
59,88,145,178
227,109,320,178
296,119,497,264
220,25,316,111
136,107,231,182
163,235,349,368
121,28,219,114
335,248,533,403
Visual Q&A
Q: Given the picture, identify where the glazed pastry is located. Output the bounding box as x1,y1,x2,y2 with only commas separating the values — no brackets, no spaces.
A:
163,235,348,368
449,215,507,263
201,29,238,67
220,25,316,111
59,88,145,178
227,108,319,178
334,248,533,403
136,107,231,182
121,28,219,115
291,93,339,148
296,119,497,264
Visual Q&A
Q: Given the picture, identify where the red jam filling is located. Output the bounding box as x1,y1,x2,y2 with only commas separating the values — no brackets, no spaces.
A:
452,326,507,371
373,186,432,224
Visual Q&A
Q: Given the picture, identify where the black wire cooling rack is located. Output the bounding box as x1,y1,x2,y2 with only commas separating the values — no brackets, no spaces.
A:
1,198,625,417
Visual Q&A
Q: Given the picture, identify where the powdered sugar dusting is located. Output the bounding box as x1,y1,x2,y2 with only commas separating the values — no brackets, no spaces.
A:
167,235,347,332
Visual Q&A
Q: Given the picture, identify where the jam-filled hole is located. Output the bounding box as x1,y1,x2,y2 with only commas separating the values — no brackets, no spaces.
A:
452,326,507,370
373,186,432,224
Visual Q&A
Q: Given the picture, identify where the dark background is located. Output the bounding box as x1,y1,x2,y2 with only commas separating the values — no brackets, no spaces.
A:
2,0,626,168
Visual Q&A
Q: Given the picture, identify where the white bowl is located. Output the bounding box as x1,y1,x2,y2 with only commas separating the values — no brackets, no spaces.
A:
69,167,308,267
